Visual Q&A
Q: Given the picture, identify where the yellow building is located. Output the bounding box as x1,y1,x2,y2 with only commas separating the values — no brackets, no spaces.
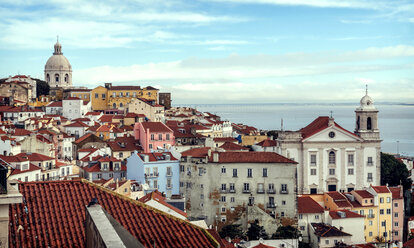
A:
323,186,393,243
91,83,159,111
29,95,53,107
63,88,91,102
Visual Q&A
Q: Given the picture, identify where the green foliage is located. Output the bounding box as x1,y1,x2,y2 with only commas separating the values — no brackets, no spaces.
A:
381,152,411,190
36,79,50,98
219,224,243,239
246,221,268,241
271,225,300,239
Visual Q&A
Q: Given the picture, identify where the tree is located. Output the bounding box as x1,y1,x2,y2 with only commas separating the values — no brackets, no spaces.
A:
246,221,268,241
381,152,411,190
219,224,243,239
271,225,300,239
36,79,50,98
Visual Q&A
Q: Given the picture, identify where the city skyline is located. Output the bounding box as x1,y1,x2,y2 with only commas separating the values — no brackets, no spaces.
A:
0,0,413,104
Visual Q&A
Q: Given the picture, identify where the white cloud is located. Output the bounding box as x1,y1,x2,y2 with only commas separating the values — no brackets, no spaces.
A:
73,45,414,103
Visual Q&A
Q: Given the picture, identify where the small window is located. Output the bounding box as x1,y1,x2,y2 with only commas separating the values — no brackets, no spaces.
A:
233,168,237,177
329,151,336,164
221,167,226,174
95,93,99,98
329,168,335,175
263,168,268,177
310,154,317,166
348,168,354,175
247,168,252,177
329,131,335,138
311,169,317,175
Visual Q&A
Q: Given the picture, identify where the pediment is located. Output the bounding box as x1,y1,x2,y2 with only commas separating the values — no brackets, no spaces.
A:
303,126,362,143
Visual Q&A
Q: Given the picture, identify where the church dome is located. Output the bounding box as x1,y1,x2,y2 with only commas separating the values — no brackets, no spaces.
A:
357,87,376,111
44,40,72,71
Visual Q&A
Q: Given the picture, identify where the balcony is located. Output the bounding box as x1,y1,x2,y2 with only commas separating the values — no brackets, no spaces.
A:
367,178,373,182
220,189,228,193
166,172,173,177
367,162,373,166
145,173,159,178
229,189,236,193
242,189,251,194
267,203,277,209
267,189,276,194
367,214,375,218
257,189,265,194
280,189,289,194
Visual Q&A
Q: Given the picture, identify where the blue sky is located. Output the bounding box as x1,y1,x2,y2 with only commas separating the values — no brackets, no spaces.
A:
0,0,413,104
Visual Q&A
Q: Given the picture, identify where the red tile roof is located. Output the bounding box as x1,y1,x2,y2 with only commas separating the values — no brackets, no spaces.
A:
109,85,141,90
16,152,54,162
46,101,62,107
141,122,173,133
219,142,249,151
64,97,81,100
255,139,277,147
73,133,94,144
371,186,391,194
9,180,217,248
329,210,364,219
10,163,42,175
139,152,178,162
326,192,353,208
139,190,187,217
64,121,89,128
298,196,324,214
85,111,102,116
181,147,210,158
12,129,32,136
211,151,296,164
353,190,373,199
389,186,403,199
299,116,360,140
311,223,351,237
99,114,114,123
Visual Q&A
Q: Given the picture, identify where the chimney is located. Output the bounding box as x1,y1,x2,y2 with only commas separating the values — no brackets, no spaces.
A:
328,117,335,126
116,178,119,189
213,152,219,163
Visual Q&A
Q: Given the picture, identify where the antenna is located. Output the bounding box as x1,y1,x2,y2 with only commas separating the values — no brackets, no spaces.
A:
57,35,59,42
329,111,333,118
281,118,283,131
365,84,368,95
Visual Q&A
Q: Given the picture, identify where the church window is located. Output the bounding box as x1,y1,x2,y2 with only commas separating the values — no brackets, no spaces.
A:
367,157,373,166
328,131,335,138
46,74,50,82
348,154,354,165
329,151,336,164
367,117,372,130
113,103,116,108
119,103,123,108
357,116,360,130
64,74,68,82
55,74,59,82
120,92,123,97
310,154,317,166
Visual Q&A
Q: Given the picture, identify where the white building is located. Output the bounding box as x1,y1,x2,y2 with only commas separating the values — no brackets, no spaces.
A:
45,101,63,115
277,91,381,194
64,121,89,139
62,97,91,120
5,75,37,100
44,39,72,89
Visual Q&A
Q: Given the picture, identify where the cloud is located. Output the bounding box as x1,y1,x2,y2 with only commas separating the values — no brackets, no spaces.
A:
74,45,414,103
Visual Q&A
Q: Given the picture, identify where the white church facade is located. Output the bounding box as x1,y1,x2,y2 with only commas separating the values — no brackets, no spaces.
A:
276,90,381,194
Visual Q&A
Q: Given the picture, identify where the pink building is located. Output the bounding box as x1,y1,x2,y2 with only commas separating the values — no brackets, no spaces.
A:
390,186,404,242
134,122,175,153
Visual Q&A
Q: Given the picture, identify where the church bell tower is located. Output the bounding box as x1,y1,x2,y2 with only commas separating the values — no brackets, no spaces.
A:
355,86,380,141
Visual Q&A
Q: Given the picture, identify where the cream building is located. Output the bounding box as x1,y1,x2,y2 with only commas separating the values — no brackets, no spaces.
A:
277,90,381,194
44,38,72,89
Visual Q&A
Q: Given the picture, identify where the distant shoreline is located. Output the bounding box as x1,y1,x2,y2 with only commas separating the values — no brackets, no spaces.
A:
177,102,414,107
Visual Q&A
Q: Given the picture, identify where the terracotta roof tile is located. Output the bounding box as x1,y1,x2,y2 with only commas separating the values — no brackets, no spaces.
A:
353,190,373,199
329,209,364,219
219,142,249,151
139,190,187,217
389,186,403,199
371,186,391,194
46,101,62,107
213,137,237,143
138,152,178,162
140,122,173,133
9,180,217,248
311,223,352,237
300,116,360,140
211,151,296,164
298,196,324,214
255,139,277,147
16,152,54,162
181,147,210,158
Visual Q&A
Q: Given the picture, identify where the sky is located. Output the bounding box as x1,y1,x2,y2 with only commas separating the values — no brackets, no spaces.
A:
0,0,413,104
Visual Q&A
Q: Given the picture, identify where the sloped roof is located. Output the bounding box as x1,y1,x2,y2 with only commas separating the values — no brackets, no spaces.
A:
389,186,403,199
16,152,54,162
353,190,373,199
213,137,237,143
326,192,353,208
46,101,62,107
181,147,210,158
10,163,42,175
219,142,249,151
371,186,391,194
255,139,277,147
329,210,364,219
64,121,89,128
9,180,217,248
73,133,94,144
139,190,187,217
138,152,178,162
12,129,32,136
311,223,352,237
299,116,360,140
211,151,296,164
141,122,172,133
298,196,324,214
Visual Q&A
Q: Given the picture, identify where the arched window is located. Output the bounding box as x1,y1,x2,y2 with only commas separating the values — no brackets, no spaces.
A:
329,151,336,164
55,74,59,83
356,116,360,130
46,74,50,82
367,117,372,130
113,103,116,109
65,74,68,82
120,103,123,108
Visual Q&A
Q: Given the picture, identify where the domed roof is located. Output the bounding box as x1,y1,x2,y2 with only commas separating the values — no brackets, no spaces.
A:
44,40,72,71
357,86,377,111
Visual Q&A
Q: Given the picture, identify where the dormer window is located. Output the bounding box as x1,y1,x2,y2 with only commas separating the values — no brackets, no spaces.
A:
102,163,108,170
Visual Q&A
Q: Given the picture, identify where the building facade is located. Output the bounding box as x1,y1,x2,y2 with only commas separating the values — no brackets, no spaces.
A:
277,91,381,194
180,148,297,229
